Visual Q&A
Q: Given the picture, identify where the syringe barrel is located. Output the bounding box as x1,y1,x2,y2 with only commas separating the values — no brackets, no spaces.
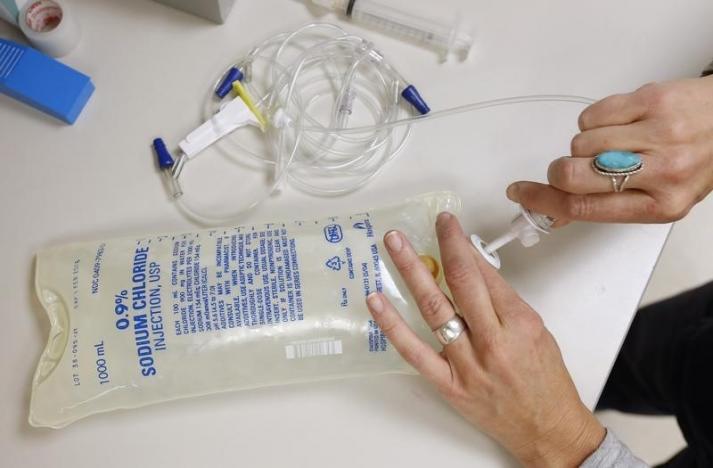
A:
313,0,472,60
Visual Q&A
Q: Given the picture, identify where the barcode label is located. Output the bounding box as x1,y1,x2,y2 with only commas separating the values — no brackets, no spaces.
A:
285,339,343,359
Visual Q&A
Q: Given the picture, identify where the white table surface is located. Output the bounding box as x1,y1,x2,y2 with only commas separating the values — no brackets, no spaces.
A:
2,0,712,466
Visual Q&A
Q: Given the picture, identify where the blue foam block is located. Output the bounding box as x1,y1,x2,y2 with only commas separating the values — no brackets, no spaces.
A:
0,39,94,124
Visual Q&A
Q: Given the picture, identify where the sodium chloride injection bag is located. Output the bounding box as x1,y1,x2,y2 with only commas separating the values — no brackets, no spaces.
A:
30,191,461,428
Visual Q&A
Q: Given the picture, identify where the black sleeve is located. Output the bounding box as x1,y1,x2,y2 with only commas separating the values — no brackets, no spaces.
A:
703,60,713,77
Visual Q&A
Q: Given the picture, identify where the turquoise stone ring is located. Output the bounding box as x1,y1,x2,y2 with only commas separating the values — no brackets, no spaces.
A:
593,151,642,173
592,151,643,192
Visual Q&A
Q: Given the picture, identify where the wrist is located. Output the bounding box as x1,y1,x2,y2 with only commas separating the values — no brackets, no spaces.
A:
514,405,605,468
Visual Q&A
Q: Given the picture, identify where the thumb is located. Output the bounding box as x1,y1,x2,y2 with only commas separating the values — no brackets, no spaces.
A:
505,182,570,226
506,181,567,222
506,181,656,223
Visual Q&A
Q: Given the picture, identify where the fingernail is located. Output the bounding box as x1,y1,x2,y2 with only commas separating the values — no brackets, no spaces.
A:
384,230,403,252
437,212,452,225
506,183,520,202
366,293,384,314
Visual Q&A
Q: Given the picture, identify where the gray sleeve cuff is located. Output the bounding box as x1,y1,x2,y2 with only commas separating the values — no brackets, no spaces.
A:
580,429,649,468
703,60,713,77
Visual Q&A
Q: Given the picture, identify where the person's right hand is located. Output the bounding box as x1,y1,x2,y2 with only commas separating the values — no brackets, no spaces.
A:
507,76,713,223
366,213,605,467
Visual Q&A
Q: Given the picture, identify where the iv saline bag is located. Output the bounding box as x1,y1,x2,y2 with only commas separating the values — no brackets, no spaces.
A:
30,192,460,428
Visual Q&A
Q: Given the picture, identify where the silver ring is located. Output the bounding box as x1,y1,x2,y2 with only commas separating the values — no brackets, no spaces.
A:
609,174,631,193
433,315,467,346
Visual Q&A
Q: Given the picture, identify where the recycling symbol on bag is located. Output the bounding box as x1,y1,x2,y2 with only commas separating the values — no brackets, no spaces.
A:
325,256,343,271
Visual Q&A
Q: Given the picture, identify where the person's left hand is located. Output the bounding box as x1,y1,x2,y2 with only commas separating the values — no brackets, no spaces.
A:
507,77,713,224
366,213,604,467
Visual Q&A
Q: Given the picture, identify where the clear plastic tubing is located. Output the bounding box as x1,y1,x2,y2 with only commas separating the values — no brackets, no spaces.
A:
169,23,595,226
310,0,473,61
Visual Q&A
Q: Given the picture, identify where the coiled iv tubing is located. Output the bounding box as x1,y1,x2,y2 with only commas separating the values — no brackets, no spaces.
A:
166,23,595,226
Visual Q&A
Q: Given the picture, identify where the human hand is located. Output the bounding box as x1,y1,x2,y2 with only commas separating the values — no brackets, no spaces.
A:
507,76,713,223
366,213,605,467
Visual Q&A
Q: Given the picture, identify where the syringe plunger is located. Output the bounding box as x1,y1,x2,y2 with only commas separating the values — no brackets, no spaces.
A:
471,207,553,269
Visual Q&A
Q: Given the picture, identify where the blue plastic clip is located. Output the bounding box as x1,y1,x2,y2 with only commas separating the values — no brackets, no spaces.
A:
215,67,244,99
401,85,431,115
153,138,175,169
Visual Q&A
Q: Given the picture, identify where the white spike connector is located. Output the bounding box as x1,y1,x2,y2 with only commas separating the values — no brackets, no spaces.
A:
470,207,554,269
178,96,262,159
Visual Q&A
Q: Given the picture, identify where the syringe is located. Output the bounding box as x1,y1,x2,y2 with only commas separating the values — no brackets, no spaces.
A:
309,0,473,61
470,207,554,269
